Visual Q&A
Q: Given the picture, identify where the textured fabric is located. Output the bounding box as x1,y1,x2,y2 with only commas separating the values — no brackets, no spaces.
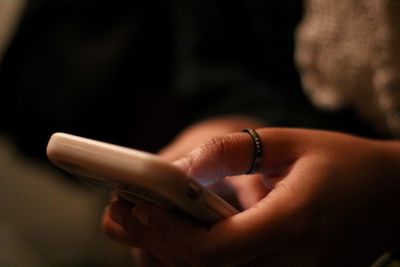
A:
296,0,400,136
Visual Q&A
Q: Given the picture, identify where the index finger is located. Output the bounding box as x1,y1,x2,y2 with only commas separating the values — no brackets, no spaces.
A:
173,128,302,184
134,191,295,266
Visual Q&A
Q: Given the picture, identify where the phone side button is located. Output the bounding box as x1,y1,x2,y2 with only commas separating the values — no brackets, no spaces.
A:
186,182,202,201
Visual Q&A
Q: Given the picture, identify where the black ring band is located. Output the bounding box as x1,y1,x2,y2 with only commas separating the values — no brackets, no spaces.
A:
242,128,263,174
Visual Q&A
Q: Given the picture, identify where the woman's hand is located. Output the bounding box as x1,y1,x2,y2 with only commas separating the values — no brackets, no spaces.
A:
103,115,264,266
103,128,400,266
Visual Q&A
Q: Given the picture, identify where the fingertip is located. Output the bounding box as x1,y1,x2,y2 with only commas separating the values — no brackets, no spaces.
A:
106,199,133,227
102,208,132,245
173,133,254,183
172,155,192,173
101,205,114,232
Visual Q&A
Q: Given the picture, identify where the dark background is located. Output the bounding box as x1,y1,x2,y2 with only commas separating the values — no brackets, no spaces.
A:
0,0,379,162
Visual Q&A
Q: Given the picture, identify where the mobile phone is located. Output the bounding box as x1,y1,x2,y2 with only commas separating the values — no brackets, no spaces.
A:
46,133,238,224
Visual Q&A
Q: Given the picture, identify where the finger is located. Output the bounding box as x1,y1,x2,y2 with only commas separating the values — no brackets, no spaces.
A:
206,179,243,210
128,178,309,266
129,197,295,267
130,205,192,267
102,205,132,244
173,128,303,183
102,200,144,246
105,202,191,266
209,174,270,211
225,174,270,209
129,204,210,266
136,129,309,265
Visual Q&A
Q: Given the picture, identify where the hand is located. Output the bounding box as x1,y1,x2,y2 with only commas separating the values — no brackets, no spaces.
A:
104,128,400,266
103,115,265,266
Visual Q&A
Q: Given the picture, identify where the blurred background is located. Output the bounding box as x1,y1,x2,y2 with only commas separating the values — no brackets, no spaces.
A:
0,0,397,266
0,135,133,267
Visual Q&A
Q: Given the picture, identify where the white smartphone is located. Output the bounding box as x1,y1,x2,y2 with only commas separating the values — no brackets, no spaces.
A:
46,133,238,224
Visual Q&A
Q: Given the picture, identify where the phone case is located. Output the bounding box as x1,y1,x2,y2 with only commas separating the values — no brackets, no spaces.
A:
47,133,238,224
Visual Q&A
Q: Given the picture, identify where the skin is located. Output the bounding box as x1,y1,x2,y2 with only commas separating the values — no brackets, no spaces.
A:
103,126,400,267
104,116,265,266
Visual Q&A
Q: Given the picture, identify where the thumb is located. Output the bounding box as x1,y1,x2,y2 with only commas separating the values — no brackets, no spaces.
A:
173,128,302,185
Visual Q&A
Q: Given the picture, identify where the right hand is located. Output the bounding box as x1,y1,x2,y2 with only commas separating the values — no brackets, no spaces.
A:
104,128,400,266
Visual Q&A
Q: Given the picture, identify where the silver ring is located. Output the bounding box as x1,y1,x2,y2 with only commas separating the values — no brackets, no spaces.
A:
242,128,263,174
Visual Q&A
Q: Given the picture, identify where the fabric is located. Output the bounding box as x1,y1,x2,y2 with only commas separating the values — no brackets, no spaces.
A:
296,0,400,137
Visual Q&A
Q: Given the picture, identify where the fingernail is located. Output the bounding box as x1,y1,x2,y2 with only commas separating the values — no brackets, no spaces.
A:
172,156,190,172
132,206,149,227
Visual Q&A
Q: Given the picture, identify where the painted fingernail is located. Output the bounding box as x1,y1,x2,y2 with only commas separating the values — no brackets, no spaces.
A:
132,206,149,227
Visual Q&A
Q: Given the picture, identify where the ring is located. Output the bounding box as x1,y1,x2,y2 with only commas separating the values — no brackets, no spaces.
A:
242,128,263,174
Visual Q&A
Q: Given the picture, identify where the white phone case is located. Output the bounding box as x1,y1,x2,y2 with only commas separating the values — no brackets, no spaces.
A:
47,133,238,224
